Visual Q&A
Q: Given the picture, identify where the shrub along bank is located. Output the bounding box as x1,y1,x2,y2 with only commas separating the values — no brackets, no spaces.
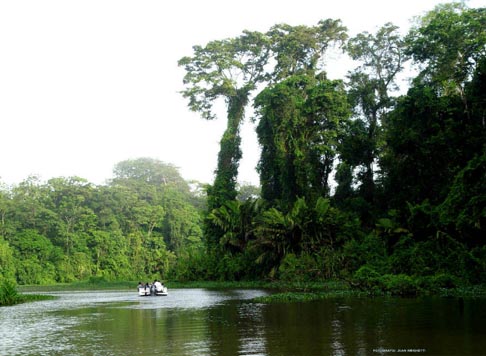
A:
0,279,55,307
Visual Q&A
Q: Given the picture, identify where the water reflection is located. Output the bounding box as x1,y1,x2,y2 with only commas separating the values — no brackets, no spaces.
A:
236,303,267,356
0,290,485,355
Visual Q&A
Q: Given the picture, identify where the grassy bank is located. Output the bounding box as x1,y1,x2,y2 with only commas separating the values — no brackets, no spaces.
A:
251,278,486,303
252,285,486,303
19,279,137,293
19,279,299,292
1,280,56,307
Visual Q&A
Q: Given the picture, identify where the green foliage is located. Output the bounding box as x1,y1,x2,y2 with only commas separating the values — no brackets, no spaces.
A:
252,292,329,303
352,267,420,296
8,230,58,284
185,5,486,289
278,253,316,282
168,249,208,282
341,23,405,226
0,237,15,280
406,3,486,95
0,158,205,285
208,200,251,252
410,233,478,281
248,197,356,279
180,20,349,249
256,74,350,207
178,31,271,249
382,86,470,209
267,19,348,80
470,246,486,283
112,158,189,194
415,273,460,292
333,162,354,208
0,279,19,306
388,235,416,275
343,233,388,275
379,274,419,296
0,279,57,306
439,153,486,245
236,183,261,201
178,31,270,121
277,251,345,282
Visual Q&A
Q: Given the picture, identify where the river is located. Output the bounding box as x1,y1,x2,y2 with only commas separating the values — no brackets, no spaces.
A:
0,289,485,355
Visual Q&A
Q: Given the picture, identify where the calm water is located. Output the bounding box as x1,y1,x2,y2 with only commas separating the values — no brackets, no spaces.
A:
0,289,485,356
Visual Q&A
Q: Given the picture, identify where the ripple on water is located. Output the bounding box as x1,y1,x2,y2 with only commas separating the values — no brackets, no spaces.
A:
2,292,485,356
0,289,269,355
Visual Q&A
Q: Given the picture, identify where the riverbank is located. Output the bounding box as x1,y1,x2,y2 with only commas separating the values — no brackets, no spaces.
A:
172,279,486,302
14,278,486,305
18,278,136,293
0,280,56,307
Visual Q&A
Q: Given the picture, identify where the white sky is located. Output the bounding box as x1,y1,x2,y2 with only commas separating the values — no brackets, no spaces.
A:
0,0,483,186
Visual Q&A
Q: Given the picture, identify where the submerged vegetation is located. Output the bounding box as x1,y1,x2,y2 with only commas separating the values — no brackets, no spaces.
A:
1,3,485,299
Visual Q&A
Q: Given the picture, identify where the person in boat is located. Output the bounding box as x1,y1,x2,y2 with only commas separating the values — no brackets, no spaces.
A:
154,280,163,292
144,282,151,294
137,282,143,289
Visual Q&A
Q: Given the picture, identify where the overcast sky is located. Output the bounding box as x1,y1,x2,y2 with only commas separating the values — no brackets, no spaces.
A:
0,0,482,186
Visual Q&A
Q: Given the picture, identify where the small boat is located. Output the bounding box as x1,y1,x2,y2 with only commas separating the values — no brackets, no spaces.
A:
154,285,168,296
138,282,168,297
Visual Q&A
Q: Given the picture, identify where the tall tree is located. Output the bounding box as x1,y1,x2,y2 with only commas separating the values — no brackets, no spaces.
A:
340,23,405,223
255,73,349,208
178,31,270,207
381,4,486,225
405,3,486,116
110,158,203,258
112,158,189,194
45,177,96,256
268,19,348,81
179,20,348,247
255,19,348,207
179,31,270,246
381,85,465,209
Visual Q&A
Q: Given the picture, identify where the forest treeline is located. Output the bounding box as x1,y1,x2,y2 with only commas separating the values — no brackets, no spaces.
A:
1,3,485,291
0,159,206,283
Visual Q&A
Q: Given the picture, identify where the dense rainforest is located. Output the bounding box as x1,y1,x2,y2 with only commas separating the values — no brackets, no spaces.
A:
0,158,206,284
1,3,485,293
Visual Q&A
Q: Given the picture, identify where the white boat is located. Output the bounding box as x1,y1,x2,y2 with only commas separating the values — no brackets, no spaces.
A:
138,283,168,296
154,285,168,296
